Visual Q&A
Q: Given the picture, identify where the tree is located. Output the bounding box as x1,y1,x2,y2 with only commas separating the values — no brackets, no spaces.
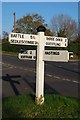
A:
45,28,53,36
51,14,78,41
15,13,52,36
2,31,8,39
73,34,80,45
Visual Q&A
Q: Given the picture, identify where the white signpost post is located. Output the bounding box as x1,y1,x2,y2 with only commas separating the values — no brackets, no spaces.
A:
9,26,69,105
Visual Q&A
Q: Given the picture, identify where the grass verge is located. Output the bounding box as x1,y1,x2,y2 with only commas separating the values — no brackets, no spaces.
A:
1,51,18,57
2,51,18,55
2,94,80,119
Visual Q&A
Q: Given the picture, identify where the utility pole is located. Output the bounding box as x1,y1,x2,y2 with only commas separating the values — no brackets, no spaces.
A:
13,12,16,32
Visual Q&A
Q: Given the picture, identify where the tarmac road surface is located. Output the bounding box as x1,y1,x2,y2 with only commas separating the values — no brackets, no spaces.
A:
2,54,80,98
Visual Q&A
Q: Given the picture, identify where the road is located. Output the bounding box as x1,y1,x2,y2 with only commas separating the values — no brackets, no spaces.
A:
2,54,80,98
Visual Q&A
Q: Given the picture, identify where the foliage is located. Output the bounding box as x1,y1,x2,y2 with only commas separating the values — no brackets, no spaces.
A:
15,13,52,36
73,34,80,45
2,38,79,56
2,31,9,39
2,94,80,119
67,42,79,53
71,35,80,57
51,14,78,40
2,13,79,55
2,39,37,53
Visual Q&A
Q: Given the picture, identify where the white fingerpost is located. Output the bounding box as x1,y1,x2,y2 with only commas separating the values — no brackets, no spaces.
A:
9,26,69,105
35,26,46,105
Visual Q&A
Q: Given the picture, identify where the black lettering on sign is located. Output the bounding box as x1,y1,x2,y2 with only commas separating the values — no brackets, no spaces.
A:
46,42,61,46
46,42,55,45
30,51,32,54
45,51,59,55
65,43,67,46
27,41,34,44
46,37,54,41
56,38,62,41
56,43,60,46
30,35,35,39
53,52,59,55
33,56,36,59
26,51,28,54
19,34,24,38
10,39,36,45
65,39,66,42
10,39,15,43
11,34,24,38
11,34,17,38
11,39,18,43
21,55,32,59
45,52,50,55
35,41,38,44
28,56,32,58
30,36,33,39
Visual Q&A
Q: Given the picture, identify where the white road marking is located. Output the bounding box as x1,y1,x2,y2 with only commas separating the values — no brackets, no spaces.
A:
58,66,62,67
73,80,79,84
53,76,60,79
2,62,35,72
18,67,35,73
69,62,78,65
62,78,80,84
46,74,80,84
47,74,52,77
2,62,80,84
9,66,14,69
62,78,71,81
46,74,60,79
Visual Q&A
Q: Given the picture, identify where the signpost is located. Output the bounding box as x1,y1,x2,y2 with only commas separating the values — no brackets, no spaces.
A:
45,36,68,47
18,50,36,60
9,33,38,46
43,50,69,62
18,50,69,62
9,26,69,105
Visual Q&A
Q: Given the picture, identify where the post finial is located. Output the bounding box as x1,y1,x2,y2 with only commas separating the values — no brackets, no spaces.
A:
37,26,46,32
